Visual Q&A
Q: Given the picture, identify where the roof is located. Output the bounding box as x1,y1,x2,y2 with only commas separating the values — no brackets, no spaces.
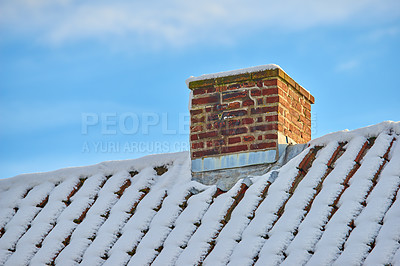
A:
1,121,400,265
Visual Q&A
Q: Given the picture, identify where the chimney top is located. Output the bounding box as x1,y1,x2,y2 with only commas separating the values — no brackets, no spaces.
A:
186,64,314,104
186,64,280,85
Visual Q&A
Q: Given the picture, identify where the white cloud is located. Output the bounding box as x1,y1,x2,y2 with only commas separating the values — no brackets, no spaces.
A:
1,0,399,47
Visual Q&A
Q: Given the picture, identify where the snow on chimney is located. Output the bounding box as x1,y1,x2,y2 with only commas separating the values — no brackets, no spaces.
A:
187,64,314,185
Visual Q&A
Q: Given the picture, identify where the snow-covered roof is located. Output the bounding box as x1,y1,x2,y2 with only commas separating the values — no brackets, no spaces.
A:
1,121,400,265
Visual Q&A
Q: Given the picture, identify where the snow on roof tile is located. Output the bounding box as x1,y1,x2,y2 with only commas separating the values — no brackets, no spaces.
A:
1,121,400,265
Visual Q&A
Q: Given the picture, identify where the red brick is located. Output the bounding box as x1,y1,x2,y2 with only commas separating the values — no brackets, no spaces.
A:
190,125,203,132
213,104,228,112
277,79,288,93
213,121,224,128
289,108,300,120
242,118,254,125
228,102,241,109
250,124,278,132
207,140,212,147
256,81,263,87
190,109,203,115
293,127,300,137
214,139,225,146
243,135,255,142
198,131,218,139
265,106,279,113
190,134,198,141
278,106,285,116
257,98,264,105
205,107,212,112
304,127,311,136
298,86,311,102
292,118,303,129
258,135,263,140
251,89,261,96
242,99,254,107
191,116,205,123
303,101,311,111
266,96,279,104
192,94,219,105
251,106,278,114
292,101,302,112
216,85,227,92
206,124,212,130
191,142,204,149
251,107,265,114
309,94,315,104
227,120,241,127
279,97,291,109
227,83,242,90
213,120,240,128
250,142,276,150
192,149,219,158
264,134,278,140
278,88,287,97
243,81,256,88
304,110,311,119
265,115,278,122
263,79,278,86
228,136,241,144
302,116,311,127
206,87,216,93
222,90,247,101
221,145,248,154
262,87,278,96
208,114,220,121
221,127,248,136
288,90,300,102
223,110,247,118
257,117,263,122
280,117,289,128
250,125,267,132
193,88,206,96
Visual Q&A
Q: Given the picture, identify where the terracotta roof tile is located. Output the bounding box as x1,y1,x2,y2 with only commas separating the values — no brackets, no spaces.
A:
0,122,399,265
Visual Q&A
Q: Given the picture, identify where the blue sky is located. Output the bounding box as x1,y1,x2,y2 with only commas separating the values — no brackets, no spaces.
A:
1,0,399,179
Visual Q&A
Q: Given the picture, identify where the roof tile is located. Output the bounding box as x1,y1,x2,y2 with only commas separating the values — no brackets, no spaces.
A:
0,122,400,265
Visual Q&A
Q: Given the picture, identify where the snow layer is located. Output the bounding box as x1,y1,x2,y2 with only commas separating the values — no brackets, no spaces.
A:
256,142,339,266
203,172,277,266
227,146,310,266
282,136,369,266
307,132,394,265
153,185,215,266
1,121,400,266
185,64,280,86
80,167,157,265
334,138,400,266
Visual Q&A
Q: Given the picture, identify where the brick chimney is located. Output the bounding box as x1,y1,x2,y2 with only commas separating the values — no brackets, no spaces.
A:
187,64,314,186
